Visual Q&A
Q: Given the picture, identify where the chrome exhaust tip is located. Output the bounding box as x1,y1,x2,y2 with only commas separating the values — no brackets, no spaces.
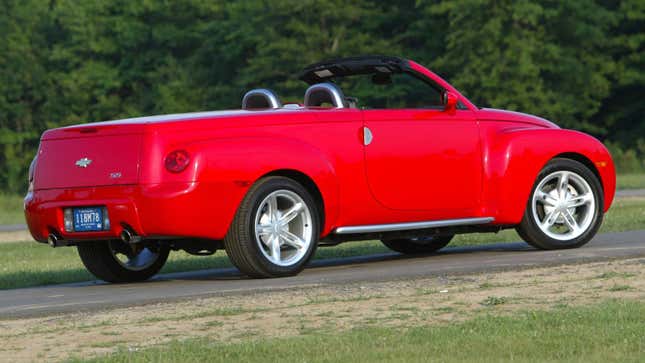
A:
48,234,58,248
120,229,142,244
120,229,132,243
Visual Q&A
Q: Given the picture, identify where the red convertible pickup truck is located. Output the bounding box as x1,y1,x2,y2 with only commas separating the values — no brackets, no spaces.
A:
24,56,615,282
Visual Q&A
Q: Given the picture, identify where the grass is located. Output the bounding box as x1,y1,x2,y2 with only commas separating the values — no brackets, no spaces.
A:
72,300,645,363
0,193,24,224
617,173,645,189
1,197,644,290
480,296,508,306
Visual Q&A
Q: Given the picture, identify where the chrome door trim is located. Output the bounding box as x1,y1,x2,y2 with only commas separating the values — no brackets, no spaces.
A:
363,126,373,146
333,217,494,234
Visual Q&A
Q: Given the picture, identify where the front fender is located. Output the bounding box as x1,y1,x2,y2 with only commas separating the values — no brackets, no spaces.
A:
189,136,340,236
481,126,615,225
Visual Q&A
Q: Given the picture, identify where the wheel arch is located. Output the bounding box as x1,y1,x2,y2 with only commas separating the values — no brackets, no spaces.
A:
261,168,326,234
553,152,603,192
481,128,615,224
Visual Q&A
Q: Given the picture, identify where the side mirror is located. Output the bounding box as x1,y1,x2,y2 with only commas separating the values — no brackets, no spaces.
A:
443,91,458,113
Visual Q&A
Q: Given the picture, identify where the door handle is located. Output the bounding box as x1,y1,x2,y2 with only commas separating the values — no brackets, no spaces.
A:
363,126,373,146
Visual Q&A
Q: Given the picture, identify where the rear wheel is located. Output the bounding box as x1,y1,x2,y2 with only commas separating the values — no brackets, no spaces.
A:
516,158,603,249
381,235,453,254
77,240,170,283
224,176,319,278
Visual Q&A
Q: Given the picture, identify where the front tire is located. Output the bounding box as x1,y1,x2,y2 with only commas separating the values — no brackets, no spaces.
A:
516,158,603,250
224,176,320,278
77,241,170,283
381,235,453,254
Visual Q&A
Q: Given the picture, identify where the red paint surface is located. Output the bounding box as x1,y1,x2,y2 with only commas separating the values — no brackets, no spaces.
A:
25,61,616,243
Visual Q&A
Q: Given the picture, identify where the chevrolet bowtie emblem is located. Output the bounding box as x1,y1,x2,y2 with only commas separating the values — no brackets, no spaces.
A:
75,157,92,168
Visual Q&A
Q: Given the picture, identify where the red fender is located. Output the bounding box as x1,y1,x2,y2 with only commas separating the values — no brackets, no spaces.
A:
480,125,615,225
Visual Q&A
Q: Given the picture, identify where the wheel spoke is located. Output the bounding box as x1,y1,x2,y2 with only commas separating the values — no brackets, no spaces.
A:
269,235,281,262
279,203,303,225
280,230,305,250
562,209,580,233
267,195,279,222
567,192,593,208
256,224,273,238
253,189,313,266
557,172,569,198
536,190,558,206
541,210,559,229
531,169,596,241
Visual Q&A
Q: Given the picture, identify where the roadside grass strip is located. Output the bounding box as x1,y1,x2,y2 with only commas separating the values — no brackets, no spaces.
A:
0,193,25,225
617,173,645,190
1,198,644,290
72,300,645,363
2,258,643,362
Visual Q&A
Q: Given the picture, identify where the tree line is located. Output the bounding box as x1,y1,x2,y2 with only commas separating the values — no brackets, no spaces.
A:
1,0,643,193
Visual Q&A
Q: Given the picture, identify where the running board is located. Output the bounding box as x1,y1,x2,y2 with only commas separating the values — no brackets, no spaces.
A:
333,217,495,234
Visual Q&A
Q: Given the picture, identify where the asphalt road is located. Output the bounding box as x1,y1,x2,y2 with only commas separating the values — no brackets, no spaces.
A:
1,230,644,319
616,188,645,198
0,224,28,232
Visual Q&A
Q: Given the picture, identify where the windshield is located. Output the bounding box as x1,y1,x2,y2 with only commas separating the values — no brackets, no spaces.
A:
329,72,444,109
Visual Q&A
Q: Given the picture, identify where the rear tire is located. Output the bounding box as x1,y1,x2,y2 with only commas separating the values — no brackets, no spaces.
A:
381,235,453,254
224,176,319,278
77,241,170,283
516,158,603,250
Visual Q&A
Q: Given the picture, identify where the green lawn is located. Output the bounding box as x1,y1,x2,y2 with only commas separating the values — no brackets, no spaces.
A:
0,193,24,224
1,198,643,290
617,173,645,189
73,299,645,363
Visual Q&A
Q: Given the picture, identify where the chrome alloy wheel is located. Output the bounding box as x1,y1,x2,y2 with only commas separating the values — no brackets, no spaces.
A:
254,189,314,266
107,241,161,272
531,170,596,241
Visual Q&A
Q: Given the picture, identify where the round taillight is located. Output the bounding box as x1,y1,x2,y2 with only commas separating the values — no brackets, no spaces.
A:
164,150,191,173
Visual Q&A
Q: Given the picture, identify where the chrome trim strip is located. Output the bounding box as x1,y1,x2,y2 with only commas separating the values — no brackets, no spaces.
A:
333,217,495,234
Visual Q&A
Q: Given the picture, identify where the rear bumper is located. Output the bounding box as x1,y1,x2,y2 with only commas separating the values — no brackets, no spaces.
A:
24,182,246,243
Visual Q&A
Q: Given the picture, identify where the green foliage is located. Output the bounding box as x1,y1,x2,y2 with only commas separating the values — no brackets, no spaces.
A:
0,0,643,193
605,141,645,173
423,0,616,133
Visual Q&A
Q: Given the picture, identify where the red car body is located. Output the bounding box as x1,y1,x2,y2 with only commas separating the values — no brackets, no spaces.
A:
24,57,615,255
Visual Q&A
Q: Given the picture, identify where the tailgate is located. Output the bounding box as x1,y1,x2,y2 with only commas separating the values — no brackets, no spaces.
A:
35,134,142,190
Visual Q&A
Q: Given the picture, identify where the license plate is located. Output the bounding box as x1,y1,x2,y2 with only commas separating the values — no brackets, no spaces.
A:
73,207,104,232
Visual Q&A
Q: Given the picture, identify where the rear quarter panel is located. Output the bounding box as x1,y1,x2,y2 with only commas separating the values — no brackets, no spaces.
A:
479,122,615,225
137,110,370,238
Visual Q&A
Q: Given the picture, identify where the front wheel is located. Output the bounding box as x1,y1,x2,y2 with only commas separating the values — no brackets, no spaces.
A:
77,240,170,283
224,176,319,278
381,235,453,254
516,158,604,250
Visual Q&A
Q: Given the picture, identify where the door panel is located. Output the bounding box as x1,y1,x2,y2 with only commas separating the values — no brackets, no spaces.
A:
363,109,482,216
